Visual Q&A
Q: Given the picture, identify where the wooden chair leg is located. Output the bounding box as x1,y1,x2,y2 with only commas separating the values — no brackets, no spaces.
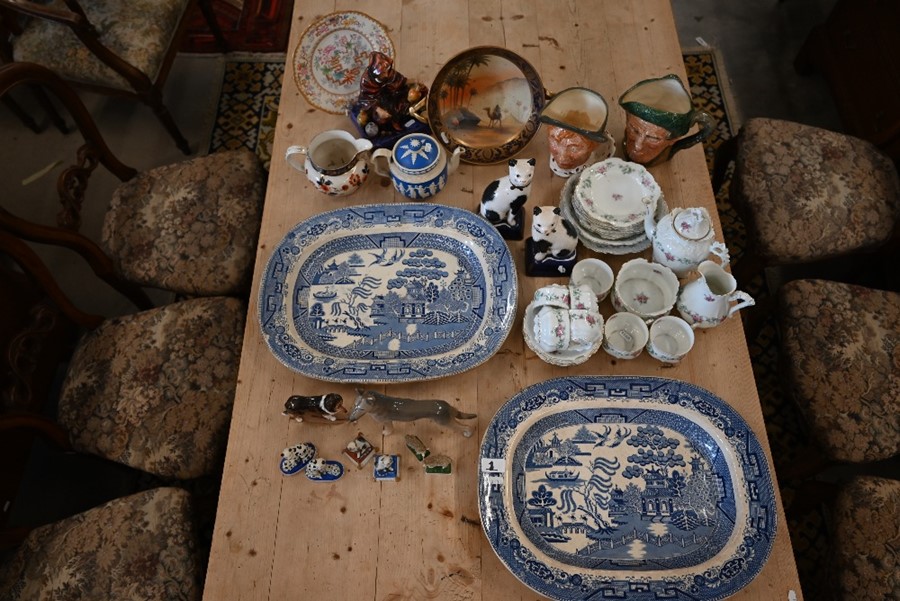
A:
2,94,41,132
30,84,68,133
712,133,738,193
197,0,230,52
144,88,191,155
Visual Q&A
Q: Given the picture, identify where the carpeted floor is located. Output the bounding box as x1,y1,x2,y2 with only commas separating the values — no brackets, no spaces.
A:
209,50,829,598
208,56,285,170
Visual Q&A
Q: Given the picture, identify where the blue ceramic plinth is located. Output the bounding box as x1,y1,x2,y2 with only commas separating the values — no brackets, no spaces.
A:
525,238,576,277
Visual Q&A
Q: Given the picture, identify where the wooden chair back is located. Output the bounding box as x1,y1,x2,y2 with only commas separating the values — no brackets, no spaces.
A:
0,0,226,153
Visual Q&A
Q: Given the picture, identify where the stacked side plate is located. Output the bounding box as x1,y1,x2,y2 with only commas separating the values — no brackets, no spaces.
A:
560,161,668,255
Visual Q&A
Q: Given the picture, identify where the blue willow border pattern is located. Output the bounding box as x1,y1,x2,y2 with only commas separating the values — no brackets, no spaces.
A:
479,376,777,601
258,204,517,383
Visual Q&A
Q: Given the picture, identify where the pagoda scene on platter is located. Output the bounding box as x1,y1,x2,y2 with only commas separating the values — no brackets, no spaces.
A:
518,422,730,566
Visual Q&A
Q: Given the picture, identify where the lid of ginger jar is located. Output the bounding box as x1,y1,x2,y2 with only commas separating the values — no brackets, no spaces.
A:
393,133,441,176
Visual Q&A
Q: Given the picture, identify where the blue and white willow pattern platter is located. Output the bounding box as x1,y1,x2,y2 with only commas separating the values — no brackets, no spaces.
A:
259,204,517,383
479,376,777,601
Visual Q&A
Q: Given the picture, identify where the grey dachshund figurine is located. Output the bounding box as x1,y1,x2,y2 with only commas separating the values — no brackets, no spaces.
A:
348,389,477,436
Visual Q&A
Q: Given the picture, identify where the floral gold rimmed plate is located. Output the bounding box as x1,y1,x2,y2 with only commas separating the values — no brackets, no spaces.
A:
479,376,777,601
258,204,517,383
560,174,668,255
574,158,661,229
422,46,546,165
292,11,394,114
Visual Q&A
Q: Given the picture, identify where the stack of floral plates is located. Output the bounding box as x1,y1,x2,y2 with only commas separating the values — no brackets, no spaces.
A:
560,157,667,255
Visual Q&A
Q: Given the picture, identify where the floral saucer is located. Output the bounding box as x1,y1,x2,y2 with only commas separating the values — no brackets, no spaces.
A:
573,158,661,230
292,11,394,114
522,301,603,367
559,176,668,255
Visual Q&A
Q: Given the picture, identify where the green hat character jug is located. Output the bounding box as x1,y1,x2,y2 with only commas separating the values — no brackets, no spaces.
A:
619,74,714,167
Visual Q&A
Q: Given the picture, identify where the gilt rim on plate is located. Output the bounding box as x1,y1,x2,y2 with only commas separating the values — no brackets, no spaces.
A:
425,46,546,165
291,11,394,114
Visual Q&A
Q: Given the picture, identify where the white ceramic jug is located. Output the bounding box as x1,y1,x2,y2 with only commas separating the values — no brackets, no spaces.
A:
676,260,755,329
644,204,730,277
285,130,373,196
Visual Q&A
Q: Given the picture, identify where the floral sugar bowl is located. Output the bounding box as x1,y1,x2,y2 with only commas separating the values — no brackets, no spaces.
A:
372,132,463,200
643,202,730,277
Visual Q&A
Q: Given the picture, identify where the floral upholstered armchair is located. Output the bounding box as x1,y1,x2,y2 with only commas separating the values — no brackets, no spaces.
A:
0,488,202,600
0,61,265,298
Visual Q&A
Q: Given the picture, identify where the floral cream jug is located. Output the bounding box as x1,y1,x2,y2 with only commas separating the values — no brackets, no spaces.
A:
644,202,730,277
676,260,755,329
285,129,373,196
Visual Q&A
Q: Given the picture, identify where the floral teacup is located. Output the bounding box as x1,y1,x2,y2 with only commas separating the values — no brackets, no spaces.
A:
533,284,571,309
569,309,603,345
534,306,570,353
602,312,649,360
571,258,614,302
646,316,695,364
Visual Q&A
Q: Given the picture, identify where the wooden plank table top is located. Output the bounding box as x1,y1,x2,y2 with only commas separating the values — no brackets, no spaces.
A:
203,1,804,599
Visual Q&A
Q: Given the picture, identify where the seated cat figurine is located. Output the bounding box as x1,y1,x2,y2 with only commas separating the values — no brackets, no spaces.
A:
348,389,477,436
526,205,579,276
531,205,578,261
479,158,536,239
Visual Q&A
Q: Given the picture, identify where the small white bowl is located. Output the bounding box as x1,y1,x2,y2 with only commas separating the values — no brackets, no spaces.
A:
611,258,679,322
571,258,614,301
602,312,649,360
646,316,695,364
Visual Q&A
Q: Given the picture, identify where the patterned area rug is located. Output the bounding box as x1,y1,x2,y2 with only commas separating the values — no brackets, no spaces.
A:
208,55,285,170
209,50,827,599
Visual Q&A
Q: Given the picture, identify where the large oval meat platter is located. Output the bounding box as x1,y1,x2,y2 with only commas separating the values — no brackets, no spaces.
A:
259,204,518,383
479,376,777,601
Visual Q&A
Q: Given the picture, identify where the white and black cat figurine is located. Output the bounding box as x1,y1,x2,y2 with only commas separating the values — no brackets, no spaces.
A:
530,205,578,262
479,158,535,228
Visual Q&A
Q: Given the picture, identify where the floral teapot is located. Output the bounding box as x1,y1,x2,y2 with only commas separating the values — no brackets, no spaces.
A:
644,202,730,277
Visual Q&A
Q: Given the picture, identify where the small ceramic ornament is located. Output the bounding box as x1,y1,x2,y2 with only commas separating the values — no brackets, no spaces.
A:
279,442,316,476
525,205,579,276
343,432,376,468
478,158,536,240
423,454,452,474
282,393,347,423
305,458,344,482
349,51,431,149
348,389,477,437
373,455,400,481
404,435,430,462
